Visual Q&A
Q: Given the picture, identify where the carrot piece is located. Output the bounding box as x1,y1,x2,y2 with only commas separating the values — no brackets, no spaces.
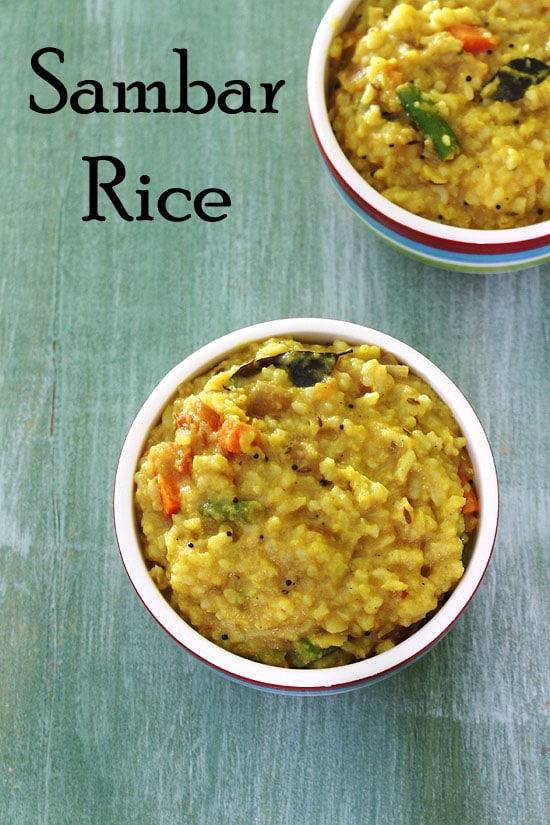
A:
174,402,221,432
149,441,192,517
175,450,193,475
158,478,181,518
217,418,261,454
174,402,221,449
198,403,221,431
173,412,196,430
459,469,480,516
446,24,499,53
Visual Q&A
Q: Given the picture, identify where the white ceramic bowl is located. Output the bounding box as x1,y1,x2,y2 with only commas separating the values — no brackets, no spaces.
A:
113,318,499,694
307,0,550,273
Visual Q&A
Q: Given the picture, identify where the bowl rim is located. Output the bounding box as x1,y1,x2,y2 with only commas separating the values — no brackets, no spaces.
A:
306,0,550,249
113,318,499,692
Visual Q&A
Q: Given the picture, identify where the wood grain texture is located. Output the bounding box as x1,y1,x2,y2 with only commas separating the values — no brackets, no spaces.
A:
1,1,549,823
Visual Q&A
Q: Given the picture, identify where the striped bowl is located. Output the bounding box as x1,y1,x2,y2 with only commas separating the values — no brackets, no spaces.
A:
113,319,499,695
307,0,550,273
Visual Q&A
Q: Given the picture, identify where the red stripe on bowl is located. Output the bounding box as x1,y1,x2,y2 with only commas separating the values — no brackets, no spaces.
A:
310,117,550,256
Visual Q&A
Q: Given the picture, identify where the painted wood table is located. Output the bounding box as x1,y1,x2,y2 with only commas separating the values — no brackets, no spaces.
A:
1,1,548,823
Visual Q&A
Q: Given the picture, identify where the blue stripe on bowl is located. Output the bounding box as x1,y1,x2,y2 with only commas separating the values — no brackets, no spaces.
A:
331,177,550,273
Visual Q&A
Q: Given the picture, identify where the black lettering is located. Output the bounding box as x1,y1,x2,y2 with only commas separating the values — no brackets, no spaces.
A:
260,79,285,113
112,81,170,113
70,80,108,114
82,155,133,222
218,80,255,114
194,188,231,222
172,48,215,114
29,47,67,114
135,175,154,221
157,188,192,222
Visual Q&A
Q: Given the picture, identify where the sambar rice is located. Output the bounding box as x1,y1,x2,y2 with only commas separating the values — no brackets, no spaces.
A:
135,339,479,668
328,0,550,228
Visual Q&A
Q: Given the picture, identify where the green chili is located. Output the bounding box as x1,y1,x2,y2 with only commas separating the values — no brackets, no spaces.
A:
396,82,460,160
200,499,263,523
287,638,331,668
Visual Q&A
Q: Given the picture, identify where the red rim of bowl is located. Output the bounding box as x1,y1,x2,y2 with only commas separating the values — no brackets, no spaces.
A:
306,0,550,257
113,318,499,693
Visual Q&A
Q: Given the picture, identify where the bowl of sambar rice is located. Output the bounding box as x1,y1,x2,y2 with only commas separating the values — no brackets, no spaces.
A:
114,318,499,694
307,0,550,272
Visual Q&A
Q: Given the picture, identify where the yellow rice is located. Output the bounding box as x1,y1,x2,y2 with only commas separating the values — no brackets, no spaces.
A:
135,338,478,668
328,0,550,228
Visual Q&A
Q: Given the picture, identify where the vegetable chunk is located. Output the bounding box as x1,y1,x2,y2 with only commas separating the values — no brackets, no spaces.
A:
396,82,460,160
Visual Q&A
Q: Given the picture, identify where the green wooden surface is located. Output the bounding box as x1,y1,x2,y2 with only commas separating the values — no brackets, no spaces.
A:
1,1,549,823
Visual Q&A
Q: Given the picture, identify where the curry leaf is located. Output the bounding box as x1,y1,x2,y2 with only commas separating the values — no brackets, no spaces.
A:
230,349,352,387
484,57,550,102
